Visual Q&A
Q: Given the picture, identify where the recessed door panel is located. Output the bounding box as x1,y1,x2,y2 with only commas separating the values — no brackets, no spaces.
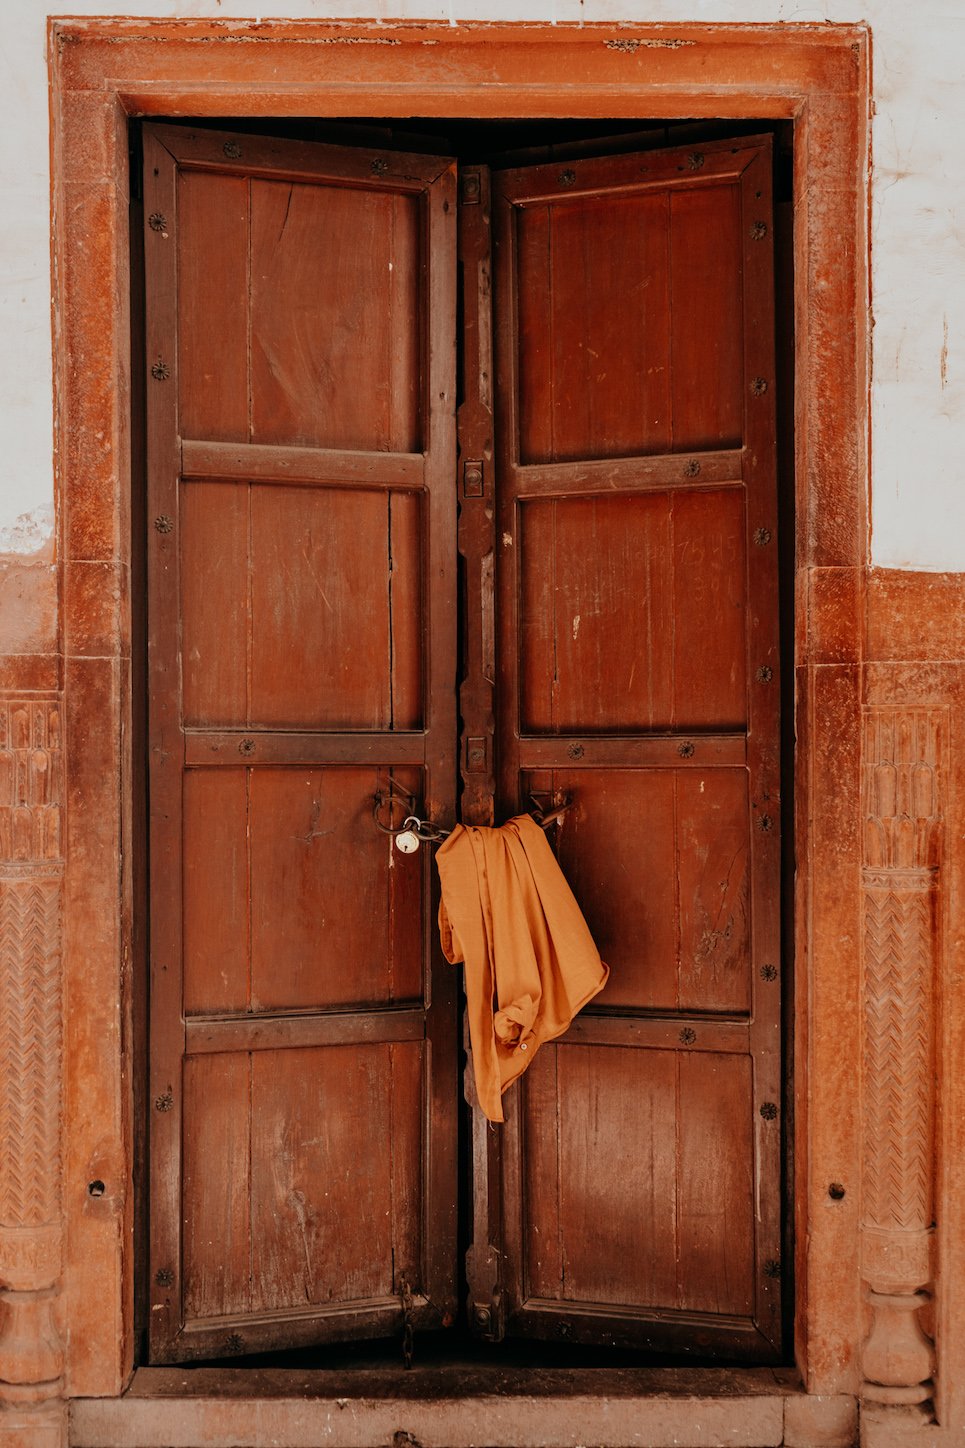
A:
520,1043,755,1317
519,488,746,734
178,169,423,452
522,767,751,1015
515,180,743,464
180,482,423,731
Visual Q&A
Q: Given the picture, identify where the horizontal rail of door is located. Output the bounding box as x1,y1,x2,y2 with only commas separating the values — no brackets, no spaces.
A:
184,730,429,767
510,1298,776,1360
169,1294,437,1364
181,1291,434,1338
181,439,426,489
498,140,767,206
185,1006,426,1055
508,447,745,498
561,1014,750,1053
518,735,747,768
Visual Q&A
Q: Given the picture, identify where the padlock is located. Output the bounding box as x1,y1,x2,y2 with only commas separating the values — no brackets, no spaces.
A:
395,829,420,854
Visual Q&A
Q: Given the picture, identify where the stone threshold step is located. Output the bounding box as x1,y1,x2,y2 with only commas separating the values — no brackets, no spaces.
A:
70,1368,858,1448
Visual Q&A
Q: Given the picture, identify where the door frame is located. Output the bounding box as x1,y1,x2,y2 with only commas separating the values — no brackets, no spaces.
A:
48,15,873,1417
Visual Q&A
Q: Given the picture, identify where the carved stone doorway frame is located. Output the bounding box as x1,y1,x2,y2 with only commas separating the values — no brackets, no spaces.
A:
6,17,957,1447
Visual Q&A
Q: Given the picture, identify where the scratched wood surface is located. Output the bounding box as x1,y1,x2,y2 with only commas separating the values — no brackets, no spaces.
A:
521,1045,755,1316
145,125,458,1363
492,136,782,1358
519,489,747,733
178,169,422,452
515,184,742,463
180,482,423,730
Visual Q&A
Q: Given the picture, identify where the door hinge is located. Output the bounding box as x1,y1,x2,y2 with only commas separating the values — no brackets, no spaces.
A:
470,1284,505,1342
460,169,482,205
399,1273,415,1369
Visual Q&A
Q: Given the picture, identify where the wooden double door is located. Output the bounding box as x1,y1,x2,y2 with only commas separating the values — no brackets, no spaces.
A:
144,122,782,1366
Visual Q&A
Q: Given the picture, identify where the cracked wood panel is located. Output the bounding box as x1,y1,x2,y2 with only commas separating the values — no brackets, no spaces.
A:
182,1041,422,1322
178,167,421,453
180,482,422,730
492,136,781,1355
145,124,458,1362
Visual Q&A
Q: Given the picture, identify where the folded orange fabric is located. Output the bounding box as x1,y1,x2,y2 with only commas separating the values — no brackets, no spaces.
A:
436,815,609,1122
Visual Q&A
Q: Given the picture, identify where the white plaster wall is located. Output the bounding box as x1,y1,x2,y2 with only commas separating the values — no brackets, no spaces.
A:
2,0,963,568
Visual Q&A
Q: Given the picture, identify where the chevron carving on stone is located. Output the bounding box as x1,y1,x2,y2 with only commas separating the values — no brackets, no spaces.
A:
0,874,63,1230
860,706,943,1407
863,876,934,1231
0,694,66,1411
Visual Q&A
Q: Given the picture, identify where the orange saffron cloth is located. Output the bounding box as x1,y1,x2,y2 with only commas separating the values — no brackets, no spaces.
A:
435,815,609,1122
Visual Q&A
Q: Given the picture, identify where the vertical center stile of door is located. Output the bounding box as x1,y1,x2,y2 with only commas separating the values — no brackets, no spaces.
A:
456,165,505,1340
457,165,497,831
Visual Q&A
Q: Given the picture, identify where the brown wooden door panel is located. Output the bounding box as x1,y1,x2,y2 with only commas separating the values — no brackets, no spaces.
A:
182,766,424,1016
514,163,744,465
486,135,782,1359
518,488,747,734
180,1041,424,1320
145,126,784,1367
145,123,458,1363
177,157,424,452
516,1043,755,1316
180,481,423,730
523,767,752,1015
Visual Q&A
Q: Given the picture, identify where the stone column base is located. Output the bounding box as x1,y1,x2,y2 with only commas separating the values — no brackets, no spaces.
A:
0,1401,67,1448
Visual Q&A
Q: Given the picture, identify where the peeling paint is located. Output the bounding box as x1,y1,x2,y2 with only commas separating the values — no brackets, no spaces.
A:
604,37,695,51
0,504,54,556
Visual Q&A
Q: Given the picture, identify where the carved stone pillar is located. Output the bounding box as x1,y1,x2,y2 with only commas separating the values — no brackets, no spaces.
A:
860,707,942,1426
0,700,66,1447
